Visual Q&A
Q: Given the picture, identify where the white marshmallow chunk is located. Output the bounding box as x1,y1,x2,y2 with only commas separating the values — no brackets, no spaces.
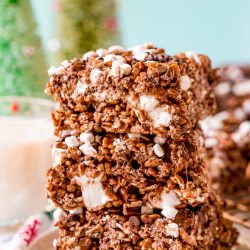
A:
90,68,102,84
215,81,231,96
165,223,179,238
83,51,97,60
51,145,65,167
80,132,94,143
161,206,179,219
104,54,116,63
53,208,66,222
185,51,200,64
53,239,58,248
128,133,141,139
108,45,124,53
139,95,159,112
232,121,250,143
72,80,88,98
205,137,217,148
69,208,83,215
179,75,191,90
234,107,246,121
153,144,165,157
232,80,250,96
48,65,64,75
65,136,80,147
96,48,107,57
79,142,97,156
111,60,131,78
243,99,250,114
149,107,172,128
74,175,111,210
158,190,181,208
134,52,147,61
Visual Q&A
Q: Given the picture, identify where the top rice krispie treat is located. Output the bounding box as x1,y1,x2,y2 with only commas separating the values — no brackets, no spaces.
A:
46,43,217,139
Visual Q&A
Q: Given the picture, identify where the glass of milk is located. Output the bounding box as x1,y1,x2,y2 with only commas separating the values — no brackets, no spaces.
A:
0,96,54,231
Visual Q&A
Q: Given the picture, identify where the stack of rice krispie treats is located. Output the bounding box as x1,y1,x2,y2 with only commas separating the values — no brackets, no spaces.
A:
201,66,250,195
46,44,237,249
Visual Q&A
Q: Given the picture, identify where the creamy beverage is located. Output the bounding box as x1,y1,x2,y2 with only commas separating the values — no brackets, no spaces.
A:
0,97,54,228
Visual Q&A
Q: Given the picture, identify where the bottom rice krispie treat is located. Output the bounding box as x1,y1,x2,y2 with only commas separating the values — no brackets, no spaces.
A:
53,192,238,250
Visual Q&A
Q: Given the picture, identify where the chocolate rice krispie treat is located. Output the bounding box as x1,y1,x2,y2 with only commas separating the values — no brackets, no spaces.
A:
45,44,217,140
53,192,238,250
47,129,208,211
201,66,250,195
45,44,237,249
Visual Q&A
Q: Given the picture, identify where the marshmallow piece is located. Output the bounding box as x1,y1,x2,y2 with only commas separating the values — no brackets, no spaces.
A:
179,75,191,90
72,80,88,98
120,63,132,75
131,43,152,61
108,45,124,53
48,65,64,75
185,51,200,64
104,54,116,63
133,52,147,61
128,133,141,139
65,136,80,147
158,190,180,208
215,81,231,96
110,60,131,78
234,107,246,121
141,206,153,214
200,111,230,137
96,48,107,57
232,80,250,96
139,95,159,112
61,60,71,67
205,137,217,148
74,175,111,210
90,68,102,84
51,145,65,167
83,51,97,60
165,223,179,238
155,190,180,219
80,132,94,143
232,121,250,143
162,206,178,219
53,208,66,222
69,208,83,215
226,66,244,81
153,136,167,145
153,144,165,157
131,43,152,54
110,60,122,78
53,239,58,248
104,54,126,63
79,142,97,156
149,107,172,128
243,99,250,114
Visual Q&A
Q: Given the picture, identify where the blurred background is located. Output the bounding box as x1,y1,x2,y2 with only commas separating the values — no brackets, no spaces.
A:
2,0,250,97
1,0,250,245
